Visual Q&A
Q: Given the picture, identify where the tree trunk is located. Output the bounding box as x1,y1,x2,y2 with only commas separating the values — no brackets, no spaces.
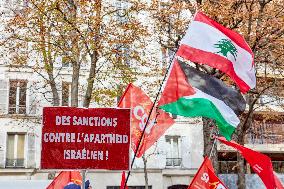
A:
236,126,246,189
203,118,219,173
49,76,60,106
237,151,246,189
142,155,149,189
83,53,98,107
67,0,80,107
83,0,101,108
71,62,80,107
38,13,60,106
236,93,254,189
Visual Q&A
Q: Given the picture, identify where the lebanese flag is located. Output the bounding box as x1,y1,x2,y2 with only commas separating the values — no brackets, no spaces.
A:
217,137,276,189
120,171,129,189
188,157,228,189
177,11,256,93
159,59,244,140
46,171,82,189
118,83,174,157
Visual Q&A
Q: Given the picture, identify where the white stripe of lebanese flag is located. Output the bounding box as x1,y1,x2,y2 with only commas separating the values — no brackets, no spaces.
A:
177,11,256,93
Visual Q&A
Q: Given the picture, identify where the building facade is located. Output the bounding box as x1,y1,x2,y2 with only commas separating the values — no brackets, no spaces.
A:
0,0,283,189
0,64,205,189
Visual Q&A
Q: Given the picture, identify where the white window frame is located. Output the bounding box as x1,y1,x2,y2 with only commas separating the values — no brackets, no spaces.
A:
165,135,182,167
8,80,27,114
5,133,26,168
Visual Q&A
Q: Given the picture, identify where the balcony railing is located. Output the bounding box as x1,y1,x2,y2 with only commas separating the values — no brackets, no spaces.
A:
219,161,284,173
272,161,284,173
245,123,284,144
166,158,182,167
5,158,25,168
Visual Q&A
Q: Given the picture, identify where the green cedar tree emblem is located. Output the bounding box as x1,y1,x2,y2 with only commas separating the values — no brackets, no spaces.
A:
214,39,238,61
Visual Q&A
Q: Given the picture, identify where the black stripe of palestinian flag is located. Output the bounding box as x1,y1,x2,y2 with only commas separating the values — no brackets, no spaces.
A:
158,59,245,140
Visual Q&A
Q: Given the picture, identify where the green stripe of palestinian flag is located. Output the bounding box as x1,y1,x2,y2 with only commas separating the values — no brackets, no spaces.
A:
160,88,238,140
159,59,242,140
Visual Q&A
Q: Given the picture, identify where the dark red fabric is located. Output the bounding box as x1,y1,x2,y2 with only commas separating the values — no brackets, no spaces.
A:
46,171,82,189
41,107,130,170
118,83,174,157
217,137,276,189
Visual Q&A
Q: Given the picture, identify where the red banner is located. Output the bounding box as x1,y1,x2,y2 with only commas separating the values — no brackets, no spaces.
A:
188,157,228,189
118,83,174,157
41,107,130,170
217,137,276,189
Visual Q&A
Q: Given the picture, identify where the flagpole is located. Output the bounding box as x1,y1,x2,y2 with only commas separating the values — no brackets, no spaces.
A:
123,52,176,189
82,170,86,189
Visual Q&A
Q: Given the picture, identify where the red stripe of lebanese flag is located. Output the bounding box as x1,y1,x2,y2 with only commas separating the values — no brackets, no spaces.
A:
118,83,174,157
217,137,284,189
177,11,256,93
188,157,228,189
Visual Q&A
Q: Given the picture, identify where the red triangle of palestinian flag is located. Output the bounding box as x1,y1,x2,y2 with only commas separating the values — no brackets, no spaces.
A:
159,59,244,140
177,11,256,93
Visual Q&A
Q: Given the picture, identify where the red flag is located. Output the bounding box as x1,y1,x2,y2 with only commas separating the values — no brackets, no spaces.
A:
274,173,284,189
118,83,174,157
188,157,228,189
217,137,276,189
46,171,82,189
120,171,129,189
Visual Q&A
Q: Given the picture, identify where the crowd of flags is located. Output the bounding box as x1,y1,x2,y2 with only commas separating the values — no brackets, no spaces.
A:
46,11,283,189
46,171,91,189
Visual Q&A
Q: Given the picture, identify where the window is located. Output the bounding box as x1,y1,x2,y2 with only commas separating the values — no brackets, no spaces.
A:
62,82,71,106
62,56,72,67
6,133,25,168
116,0,129,24
165,135,181,167
116,44,131,66
218,160,238,174
9,80,27,114
107,186,152,189
272,161,284,173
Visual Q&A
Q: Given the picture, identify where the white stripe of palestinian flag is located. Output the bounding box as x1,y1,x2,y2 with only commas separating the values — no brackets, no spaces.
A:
177,11,256,93
185,88,240,127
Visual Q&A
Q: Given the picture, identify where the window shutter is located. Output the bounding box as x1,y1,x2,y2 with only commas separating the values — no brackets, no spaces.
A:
181,136,191,168
0,79,8,114
0,132,6,168
27,133,36,168
28,82,37,115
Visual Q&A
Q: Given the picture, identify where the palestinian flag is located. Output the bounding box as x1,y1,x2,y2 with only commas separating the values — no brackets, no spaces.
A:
159,59,245,140
177,11,256,93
